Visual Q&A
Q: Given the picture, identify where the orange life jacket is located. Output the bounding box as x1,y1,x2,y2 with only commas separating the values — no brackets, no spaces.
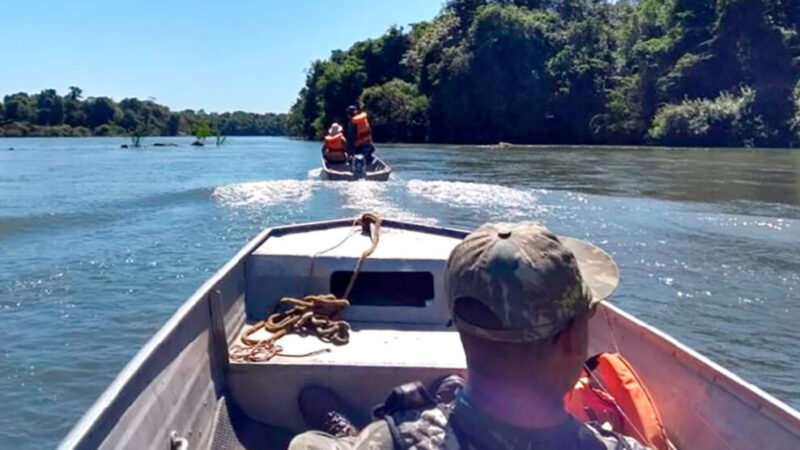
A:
350,112,373,147
564,353,670,450
325,133,347,153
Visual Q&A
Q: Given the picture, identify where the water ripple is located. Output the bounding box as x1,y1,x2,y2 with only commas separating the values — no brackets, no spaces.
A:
211,179,318,207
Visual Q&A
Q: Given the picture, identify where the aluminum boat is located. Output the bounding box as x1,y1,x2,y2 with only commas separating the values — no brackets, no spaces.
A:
60,217,800,449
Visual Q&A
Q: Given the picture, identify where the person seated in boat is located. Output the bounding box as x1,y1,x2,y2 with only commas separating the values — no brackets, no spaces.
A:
289,222,649,450
322,123,348,163
345,105,375,164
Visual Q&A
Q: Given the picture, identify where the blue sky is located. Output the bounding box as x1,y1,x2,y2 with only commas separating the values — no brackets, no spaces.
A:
1,0,443,113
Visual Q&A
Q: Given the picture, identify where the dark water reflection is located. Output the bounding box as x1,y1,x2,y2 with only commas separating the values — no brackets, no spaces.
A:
424,145,800,208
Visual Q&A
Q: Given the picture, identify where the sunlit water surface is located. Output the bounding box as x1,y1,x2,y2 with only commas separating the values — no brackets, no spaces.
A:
1,137,799,447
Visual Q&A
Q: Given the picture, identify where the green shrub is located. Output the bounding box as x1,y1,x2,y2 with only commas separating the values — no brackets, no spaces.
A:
649,87,765,147
0,122,30,137
71,126,92,137
41,125,80,136
93,124,126,136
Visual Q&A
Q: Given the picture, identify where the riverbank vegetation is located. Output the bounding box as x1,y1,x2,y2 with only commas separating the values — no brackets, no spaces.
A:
288,0,800,148
0,87,287,137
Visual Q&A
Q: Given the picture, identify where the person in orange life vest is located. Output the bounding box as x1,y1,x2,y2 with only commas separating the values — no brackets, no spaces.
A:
345,105,374,163
322,123,348,163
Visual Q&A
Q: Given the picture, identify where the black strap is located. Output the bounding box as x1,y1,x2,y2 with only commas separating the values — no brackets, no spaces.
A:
590,422,635,450
376,381,442,450
384,415,407,450
373,381,436,418
447,412,471,449
613,430,635,450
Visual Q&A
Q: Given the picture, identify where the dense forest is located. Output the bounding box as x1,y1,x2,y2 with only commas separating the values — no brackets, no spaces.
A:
0,87,287,137
288,0,800,147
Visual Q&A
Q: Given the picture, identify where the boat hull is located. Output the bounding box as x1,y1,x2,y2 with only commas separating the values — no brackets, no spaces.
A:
321,156,391,181
61,219,800,450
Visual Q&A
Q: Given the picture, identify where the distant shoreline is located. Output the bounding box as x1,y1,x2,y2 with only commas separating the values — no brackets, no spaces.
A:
0,132,288,138
3,135,799,152
1,88,288,138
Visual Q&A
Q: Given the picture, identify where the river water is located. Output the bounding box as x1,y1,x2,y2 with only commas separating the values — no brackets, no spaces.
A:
1,137,799,447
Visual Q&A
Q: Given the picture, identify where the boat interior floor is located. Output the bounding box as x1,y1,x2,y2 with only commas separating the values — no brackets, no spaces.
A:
210,397,293,450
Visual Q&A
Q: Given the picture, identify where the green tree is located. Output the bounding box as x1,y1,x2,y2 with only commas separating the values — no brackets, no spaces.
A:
35,89,64,126
191,119,215,143
357,27,413,86
288,61,328,138
3,93,36,123
446,0,487,28
63,89,86,127
317,58,368,135
67,86,83,101
435,5,558,143
547,0,615,143
84,97,119,129
402,14,461,90
360,79,429,142
166,113,185,135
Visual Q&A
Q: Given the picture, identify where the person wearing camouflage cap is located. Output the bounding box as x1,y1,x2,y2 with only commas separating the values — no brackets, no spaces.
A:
289,222,649,450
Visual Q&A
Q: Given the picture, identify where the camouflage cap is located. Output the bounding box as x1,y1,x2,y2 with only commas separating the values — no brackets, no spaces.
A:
445,222,619,343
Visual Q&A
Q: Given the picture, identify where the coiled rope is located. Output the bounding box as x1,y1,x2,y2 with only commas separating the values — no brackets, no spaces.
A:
230,213,381,363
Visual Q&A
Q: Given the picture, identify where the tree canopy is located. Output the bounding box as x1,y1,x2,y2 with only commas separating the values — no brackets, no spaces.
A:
289,0,800,147
0,88,288,137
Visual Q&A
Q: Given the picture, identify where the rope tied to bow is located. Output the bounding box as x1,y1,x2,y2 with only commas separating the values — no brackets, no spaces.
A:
230,213,381,363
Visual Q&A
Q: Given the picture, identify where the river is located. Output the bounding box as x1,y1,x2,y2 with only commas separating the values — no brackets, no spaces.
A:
1,137,799,447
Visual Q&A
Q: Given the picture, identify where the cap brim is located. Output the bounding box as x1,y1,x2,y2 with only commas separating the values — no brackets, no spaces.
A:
559,237,619,302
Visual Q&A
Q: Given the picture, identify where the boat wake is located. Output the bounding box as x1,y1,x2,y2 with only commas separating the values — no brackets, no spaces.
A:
210,178,545,225
211,180,318,208
406,180,546,219
306,168,322,179
330,180,436,224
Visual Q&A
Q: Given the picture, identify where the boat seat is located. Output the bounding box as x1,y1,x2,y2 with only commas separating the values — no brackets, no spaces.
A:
228,327,466,433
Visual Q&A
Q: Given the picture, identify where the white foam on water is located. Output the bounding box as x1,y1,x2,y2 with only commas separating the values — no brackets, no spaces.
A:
406,180,545,218
328,180,437,225
211,179,318,207
307,168,322,179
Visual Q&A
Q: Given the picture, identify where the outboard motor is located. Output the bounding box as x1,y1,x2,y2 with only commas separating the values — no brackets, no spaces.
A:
351,154,367,178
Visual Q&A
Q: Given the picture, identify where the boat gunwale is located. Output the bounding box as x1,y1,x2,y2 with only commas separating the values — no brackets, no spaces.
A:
602,302,800,438
59,218,465,448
